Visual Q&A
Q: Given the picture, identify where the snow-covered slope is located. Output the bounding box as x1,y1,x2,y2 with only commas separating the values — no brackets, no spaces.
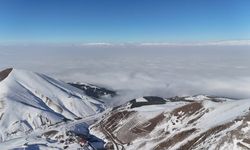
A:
0,68,105,141
1,67,250,150
91,95,250,150
0,118,106,150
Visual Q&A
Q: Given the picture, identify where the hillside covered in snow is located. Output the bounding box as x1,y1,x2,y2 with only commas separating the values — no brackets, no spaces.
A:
92,96,250,150
0,68,106,149
0,68,250,150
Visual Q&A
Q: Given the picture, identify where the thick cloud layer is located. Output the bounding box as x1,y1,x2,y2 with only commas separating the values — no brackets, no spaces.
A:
0,44,250,105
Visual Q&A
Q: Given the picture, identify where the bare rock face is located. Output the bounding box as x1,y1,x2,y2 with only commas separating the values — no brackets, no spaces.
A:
0,68,12,82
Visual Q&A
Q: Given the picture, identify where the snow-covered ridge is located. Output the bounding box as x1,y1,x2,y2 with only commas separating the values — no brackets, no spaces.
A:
0,68,105,141
92,95,250,150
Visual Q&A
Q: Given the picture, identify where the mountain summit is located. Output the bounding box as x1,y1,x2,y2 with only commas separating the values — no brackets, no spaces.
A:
0,68,105,141
0,68,12,82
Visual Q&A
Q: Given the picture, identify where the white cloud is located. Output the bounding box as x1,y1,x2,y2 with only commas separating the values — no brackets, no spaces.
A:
1,40,250,47
140,40,250,46
0,43,250,106
80,42,113,46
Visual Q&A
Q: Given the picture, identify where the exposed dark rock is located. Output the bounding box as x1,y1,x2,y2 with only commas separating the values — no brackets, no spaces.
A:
69,83,117,99
129,96,166,108
0,68,12,82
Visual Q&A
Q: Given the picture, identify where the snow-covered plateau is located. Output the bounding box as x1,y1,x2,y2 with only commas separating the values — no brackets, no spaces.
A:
0,68,250,150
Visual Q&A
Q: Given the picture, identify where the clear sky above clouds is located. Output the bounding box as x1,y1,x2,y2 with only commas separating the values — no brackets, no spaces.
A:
0,0,249,43
0,1,250,103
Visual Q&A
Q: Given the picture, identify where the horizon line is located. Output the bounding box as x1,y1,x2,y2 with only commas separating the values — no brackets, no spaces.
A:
0,40,250,47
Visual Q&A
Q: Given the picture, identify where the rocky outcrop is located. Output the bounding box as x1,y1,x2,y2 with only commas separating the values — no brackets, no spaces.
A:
0,68,12,82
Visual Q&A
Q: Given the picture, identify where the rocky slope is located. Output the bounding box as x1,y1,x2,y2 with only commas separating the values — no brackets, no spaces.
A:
91,95,250,150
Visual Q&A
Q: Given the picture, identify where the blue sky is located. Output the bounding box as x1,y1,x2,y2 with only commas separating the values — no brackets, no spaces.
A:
0,0,249,43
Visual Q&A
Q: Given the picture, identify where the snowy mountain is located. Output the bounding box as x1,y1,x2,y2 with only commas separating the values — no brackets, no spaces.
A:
0,68,105,142
91,95,250,150
1,68,250,150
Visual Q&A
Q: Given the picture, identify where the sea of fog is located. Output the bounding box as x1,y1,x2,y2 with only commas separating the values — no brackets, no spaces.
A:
0,44,250,105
